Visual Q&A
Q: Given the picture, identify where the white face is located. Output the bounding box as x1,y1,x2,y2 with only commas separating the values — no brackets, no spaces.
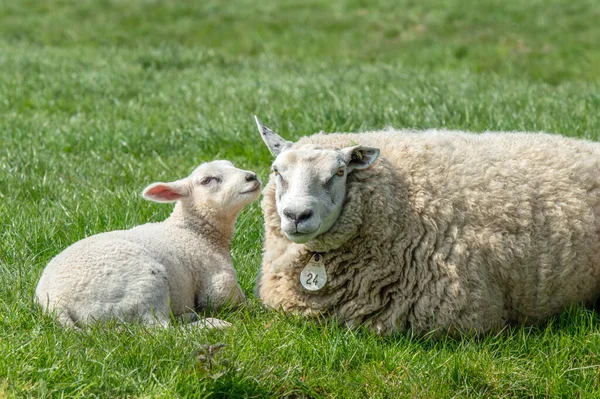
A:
254,117,380,244
142,160,262,216
187,160,262,212
272,146,349,243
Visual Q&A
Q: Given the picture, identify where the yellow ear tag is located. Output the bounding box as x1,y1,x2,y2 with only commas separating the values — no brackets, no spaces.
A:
300,253,327,291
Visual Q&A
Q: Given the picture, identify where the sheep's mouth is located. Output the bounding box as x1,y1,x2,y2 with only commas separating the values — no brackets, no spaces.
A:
240,183,261,194
285,223,322,243
285,231,316,244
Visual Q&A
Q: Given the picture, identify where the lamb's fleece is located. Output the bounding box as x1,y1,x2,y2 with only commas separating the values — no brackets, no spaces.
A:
257,130,600,335
36,160,261,328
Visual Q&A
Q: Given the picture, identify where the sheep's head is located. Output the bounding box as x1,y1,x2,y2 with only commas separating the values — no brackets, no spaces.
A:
141,160,261,217
255,117,379,244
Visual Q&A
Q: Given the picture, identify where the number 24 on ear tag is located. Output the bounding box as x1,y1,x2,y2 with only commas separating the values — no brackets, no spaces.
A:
300,253,327,291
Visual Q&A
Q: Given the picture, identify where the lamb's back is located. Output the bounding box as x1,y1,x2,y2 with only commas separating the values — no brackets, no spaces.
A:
35,221,220,317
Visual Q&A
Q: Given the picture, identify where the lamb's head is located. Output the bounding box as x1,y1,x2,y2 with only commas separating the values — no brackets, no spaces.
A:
255,117,379,244
141,160,261,217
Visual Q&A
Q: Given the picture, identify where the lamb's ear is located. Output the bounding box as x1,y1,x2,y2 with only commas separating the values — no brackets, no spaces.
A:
254,115,292,156
342,146,380,172
142,180,190,203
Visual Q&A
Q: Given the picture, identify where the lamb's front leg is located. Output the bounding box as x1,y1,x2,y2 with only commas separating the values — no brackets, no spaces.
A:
197,269,246,311
182,269,245,330
185,317,233,330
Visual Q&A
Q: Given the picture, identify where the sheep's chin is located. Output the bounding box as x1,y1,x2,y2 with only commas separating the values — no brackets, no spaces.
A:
233,187,261,207
284,231,319,244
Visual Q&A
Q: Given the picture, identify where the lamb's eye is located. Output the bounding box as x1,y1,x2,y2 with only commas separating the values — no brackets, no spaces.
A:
336,168,345,177
200,176,220,185
272,167,279,176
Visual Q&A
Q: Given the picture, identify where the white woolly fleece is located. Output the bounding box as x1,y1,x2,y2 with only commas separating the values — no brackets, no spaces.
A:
257,130,600,335
36,160,260,328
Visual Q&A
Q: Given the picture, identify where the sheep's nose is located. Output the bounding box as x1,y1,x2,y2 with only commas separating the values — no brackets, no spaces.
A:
283,209,313,223
245,173,258,182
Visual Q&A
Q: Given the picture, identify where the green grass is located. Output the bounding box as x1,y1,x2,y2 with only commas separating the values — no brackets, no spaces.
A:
1,0,600,397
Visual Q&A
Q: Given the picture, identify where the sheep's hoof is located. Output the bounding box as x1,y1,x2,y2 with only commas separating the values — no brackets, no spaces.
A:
187,317,232,330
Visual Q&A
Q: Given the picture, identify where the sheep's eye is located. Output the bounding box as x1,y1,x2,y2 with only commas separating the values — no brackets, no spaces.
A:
336,168,345,176
200,176,220,185
272,167,279,176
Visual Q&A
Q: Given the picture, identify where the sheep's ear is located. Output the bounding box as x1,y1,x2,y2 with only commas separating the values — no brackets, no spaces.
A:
254,115,292,156
142,181,190,203
342,146,380,171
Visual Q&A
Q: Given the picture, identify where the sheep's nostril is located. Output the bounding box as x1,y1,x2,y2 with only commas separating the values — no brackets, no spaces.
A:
283,209,313,223
297,209,313,222
283,209,295,220
246,173,258,182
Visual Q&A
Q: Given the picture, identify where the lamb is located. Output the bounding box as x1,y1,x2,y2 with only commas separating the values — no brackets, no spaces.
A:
253,117,600,335
35,160,261,329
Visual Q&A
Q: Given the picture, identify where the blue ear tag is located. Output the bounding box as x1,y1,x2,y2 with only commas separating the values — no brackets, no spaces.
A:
300,253,327,291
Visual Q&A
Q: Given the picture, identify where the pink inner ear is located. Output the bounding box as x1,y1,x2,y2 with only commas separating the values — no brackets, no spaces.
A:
145,184,182,201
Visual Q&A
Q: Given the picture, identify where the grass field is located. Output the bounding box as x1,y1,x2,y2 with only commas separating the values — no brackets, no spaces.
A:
1,0,600,397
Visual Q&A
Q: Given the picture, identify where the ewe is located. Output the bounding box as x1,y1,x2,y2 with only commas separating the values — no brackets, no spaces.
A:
254,117,600,335
36,160,261,328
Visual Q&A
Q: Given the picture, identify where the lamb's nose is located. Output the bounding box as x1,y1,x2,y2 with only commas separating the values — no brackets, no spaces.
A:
283,209,313,223
246,173,258,182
